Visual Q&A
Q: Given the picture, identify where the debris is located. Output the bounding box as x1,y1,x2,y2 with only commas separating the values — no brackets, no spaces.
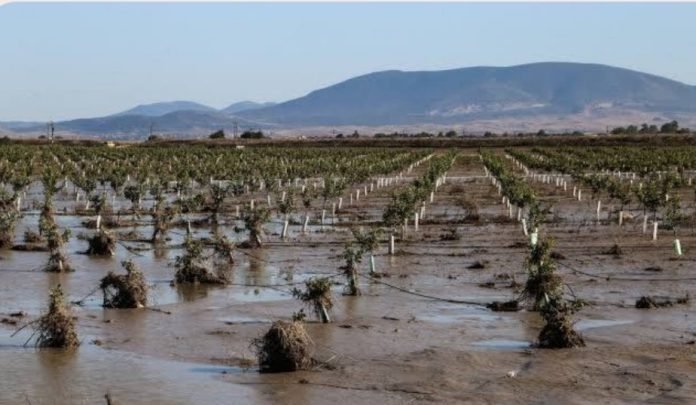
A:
252,321,314,373
99,260,148,308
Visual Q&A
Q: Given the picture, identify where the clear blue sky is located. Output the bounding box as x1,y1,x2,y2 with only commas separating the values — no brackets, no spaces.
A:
1,2,695,121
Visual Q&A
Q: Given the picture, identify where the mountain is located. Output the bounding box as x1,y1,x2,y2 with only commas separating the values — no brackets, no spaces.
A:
113,101,216,117
7,110,261,139
220,101,277,114
4,62,696,138
239,62,696,126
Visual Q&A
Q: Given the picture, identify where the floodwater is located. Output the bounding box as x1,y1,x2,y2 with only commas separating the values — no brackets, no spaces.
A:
2,166,696,404
0,344,258,404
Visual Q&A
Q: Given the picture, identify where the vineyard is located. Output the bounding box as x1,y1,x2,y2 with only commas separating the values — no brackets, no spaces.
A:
0,142,694,403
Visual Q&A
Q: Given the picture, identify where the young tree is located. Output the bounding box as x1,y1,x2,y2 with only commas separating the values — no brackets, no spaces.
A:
292,277,333,323
208,182,229,225
0,190,20,248
239,205,270,248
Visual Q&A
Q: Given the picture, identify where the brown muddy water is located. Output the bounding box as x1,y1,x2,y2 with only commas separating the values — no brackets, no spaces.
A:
2,159,696,403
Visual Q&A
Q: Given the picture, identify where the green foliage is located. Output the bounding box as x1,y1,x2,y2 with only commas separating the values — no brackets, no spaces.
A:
240,130,264,139
277,189,296,216
241,205,271,248
351,227,381,253
209,129,225,139
523,236,563,311
526,200,551,230
383,153,455,228
208,182,229,223
635,179,663,216
292,277,333,323
481,152,535,208
0,190,19,247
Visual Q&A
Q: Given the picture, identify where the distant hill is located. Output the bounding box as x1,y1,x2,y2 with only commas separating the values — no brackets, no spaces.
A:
8,110,261,139
239,62,696,126
4,62,696,137
220,101,277,114
113,101,216,117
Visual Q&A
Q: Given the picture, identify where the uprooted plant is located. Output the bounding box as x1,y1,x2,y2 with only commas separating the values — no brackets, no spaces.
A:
292,277,333,323
100,260,148,308
252,320,314,373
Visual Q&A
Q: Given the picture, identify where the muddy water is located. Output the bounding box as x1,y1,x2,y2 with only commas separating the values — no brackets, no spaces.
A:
0,344,260,404
2,160,696,404
0,210,366,404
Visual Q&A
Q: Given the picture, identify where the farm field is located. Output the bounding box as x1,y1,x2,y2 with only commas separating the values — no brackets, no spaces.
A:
0,142,695,404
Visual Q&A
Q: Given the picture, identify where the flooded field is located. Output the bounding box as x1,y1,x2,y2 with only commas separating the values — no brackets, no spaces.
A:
1,144,695,404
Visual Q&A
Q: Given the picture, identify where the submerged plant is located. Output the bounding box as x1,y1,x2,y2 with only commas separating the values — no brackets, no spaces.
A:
100,260,148,308
0,190,20,248
292,277,333,323
87,229,116,256
340,243,363,296
212,234,235,266
151,199,176,244
520,235,585,349
174,235,229,284
537,301,585,349
35,285,79,348
239,205,270,249
521,236,562,311
44,222,72,272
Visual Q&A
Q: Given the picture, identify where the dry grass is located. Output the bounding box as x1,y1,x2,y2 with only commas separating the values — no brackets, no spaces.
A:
252,320,314,372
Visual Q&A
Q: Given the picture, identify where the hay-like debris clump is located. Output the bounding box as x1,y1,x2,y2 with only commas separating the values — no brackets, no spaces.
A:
252,320,314,372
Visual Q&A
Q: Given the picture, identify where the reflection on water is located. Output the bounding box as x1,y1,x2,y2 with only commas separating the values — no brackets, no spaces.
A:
471,339,531,350
176,283,210,302
0,345,258,404
575,319,634,331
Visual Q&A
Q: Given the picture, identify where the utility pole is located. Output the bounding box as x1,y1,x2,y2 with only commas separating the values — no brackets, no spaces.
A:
233,121,238,139
47,121,55,144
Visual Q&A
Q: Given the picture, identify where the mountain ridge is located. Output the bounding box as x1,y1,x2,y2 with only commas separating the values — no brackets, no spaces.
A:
3,62,696,138
238,62,696,126
113,100,217,117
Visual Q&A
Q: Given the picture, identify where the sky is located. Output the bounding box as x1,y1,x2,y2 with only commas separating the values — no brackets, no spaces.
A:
1,2,696,121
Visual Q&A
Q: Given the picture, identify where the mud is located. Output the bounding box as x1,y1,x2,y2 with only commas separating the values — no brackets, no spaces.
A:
1,151,695,404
